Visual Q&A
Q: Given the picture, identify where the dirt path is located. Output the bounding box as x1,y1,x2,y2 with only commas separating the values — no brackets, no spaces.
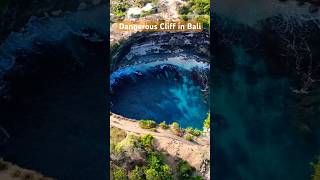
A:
110,113,207,146
110,113,210,173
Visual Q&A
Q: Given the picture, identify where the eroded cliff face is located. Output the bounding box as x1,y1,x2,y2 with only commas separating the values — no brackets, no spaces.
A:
111,32,210,69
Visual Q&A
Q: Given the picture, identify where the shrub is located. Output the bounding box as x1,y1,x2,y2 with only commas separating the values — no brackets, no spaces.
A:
147,152,163,169
177,160,194,179
159,164,173,180
139,120,157,129
112,167,127,180
145,168,160,180
203,112,210,129
129,166,144,180
159,121,169,129
185,127,202,136
184,134,193,141
170,122,183,136
139,134,154,149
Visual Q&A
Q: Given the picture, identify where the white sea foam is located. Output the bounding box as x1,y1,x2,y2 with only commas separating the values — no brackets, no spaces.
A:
110,56,209,87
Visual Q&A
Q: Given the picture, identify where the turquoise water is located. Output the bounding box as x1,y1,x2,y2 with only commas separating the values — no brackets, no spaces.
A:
111,66,209,129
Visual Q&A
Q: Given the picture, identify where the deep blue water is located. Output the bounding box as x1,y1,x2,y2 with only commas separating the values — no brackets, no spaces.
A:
111,66,209,129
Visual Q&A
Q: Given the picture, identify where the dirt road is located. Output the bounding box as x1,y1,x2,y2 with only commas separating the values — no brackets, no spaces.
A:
110,113,210,173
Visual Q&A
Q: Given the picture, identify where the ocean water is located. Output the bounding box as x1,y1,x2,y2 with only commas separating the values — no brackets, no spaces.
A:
0,6,108,180
213,45,320,179
111,64,209,129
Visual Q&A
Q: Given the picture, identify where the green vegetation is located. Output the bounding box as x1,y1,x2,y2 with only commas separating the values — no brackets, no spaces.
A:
114,134,139,154
110,127,127,154
177,0,210,28
129,166,144,180
177,160,195,179
139,120,157,129
185,127,202,136
112,167,127,180
159,121,169,129
170,122,183,136
184,134,193,141
111,0,131,20
111,133,174,180
145,152,173,180
189,0,210,15
111,0,157,20
203,112,210,129
110,125,204,180
311,157,320,180
196,15,210,28
139,134,154,150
